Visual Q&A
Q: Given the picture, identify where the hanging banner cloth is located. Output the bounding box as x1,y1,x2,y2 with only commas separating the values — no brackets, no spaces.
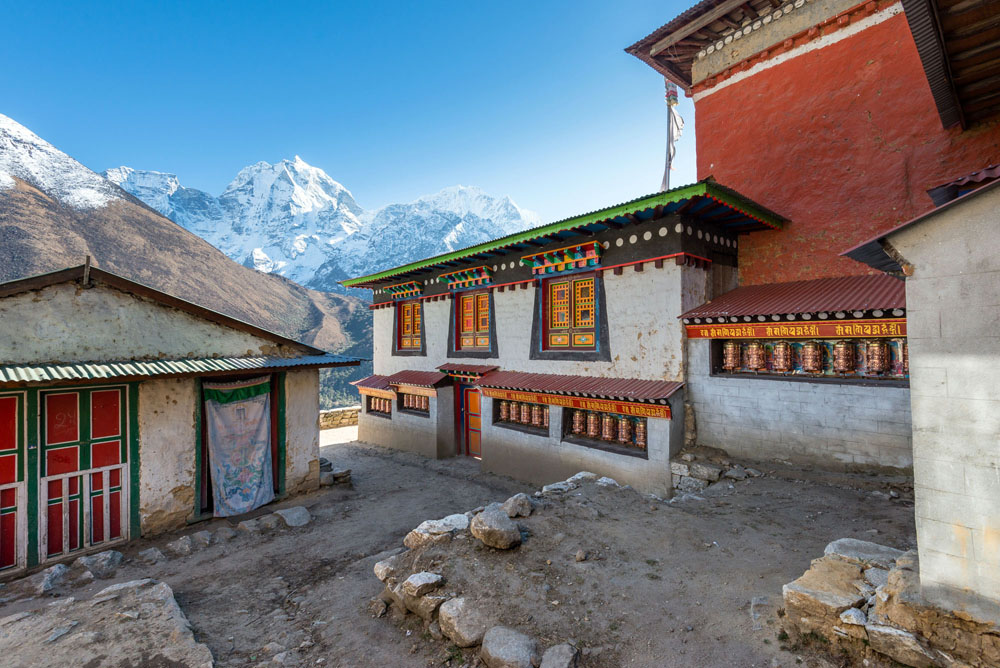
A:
203,376,274,517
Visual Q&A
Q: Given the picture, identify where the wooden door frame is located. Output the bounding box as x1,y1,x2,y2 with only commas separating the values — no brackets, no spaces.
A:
455,384,482,458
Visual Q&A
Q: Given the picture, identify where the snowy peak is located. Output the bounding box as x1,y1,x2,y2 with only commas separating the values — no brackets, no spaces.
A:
413,185,539,234
222,156,362,220
0,114,122,209
103,166,182,214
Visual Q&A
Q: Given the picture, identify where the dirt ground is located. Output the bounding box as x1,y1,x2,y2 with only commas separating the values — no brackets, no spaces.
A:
0,427,916,667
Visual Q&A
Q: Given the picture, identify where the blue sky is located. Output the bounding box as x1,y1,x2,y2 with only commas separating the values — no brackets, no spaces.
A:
3,1,697,222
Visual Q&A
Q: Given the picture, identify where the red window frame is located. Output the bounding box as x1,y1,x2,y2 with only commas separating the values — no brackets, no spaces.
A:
397,300,422,350
542,273,597,350
456,290,490,351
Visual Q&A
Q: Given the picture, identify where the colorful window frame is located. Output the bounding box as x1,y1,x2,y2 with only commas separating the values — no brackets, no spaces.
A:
542,274,598,350
397,301,423,350
457,291,491,351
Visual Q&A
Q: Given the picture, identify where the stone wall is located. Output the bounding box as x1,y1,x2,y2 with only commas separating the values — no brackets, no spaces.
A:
888,184,1000,608
320,405,360,429
686,339,913,470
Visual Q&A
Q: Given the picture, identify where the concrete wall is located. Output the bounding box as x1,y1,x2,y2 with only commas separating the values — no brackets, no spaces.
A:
0,282,305,364
373,262,708,383
888,186,1000,607
686,339,912,469
479,394,682,497
284,369,320,496
357,387,456,458
137,377,198,535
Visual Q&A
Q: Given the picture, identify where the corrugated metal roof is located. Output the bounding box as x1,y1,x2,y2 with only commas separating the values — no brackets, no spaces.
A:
680,275,905,319
945,164,1000,188
385,370,449,388
437,364,499,375
475,371,683,403
351,375,392,391
0,353,359,385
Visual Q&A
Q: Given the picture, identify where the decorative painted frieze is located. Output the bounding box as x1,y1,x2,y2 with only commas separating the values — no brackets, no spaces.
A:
383,281,423,300
520,241,603,276
439,265,494,291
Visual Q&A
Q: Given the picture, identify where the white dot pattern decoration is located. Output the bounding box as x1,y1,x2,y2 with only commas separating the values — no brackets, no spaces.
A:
893,309,904,316
771,315,780,321
713,235,719,244
493,265,498,271
706,318,714,323
675,223,683,233
686,226,693,235
697,230,703,239
873,310,883,317
818,312,828,319
615,238,624,247
602,241,610,249
852,311,864,318
643,231,652,241
743,316,751,322
802,313,812,320
629,234,637,244
659,226,668,237
757,315,766,321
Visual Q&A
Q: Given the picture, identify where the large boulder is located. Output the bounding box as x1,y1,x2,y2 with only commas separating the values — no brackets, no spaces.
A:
501,493,533,518
404,514,470,549
480,626,539,668
823,538,904,570
470,504,522,550
438,597,492,648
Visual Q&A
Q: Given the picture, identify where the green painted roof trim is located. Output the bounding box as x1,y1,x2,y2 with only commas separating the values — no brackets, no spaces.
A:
341,181,784,288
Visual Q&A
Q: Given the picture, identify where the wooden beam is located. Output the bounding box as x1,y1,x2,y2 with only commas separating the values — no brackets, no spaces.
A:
572,227,595,236
603,220,624,229
650,0,747,56
624,213,641,225
717,15,741,30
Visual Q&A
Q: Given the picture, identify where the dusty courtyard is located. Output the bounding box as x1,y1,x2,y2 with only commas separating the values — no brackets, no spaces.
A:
0,427,916,667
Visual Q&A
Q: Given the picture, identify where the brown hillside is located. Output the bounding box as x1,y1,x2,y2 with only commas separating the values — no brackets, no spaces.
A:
0,176,369,354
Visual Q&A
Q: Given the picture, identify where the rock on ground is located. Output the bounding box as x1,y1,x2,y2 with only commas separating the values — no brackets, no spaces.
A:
501,493,533,518
0,579,213,667
26,563,68,595
438,597,492,648
480,626,539,668
401,572,443,598
138,547,166,564
374,552,407,583
74,550,124,579
275,506,312,527
258,513,283,530
865,623,939,668
190,530,212,547
404,514,470,548
470,504,522,550
166,535,194,556
782,555,866,635
823,538,904,570
540,643,579,668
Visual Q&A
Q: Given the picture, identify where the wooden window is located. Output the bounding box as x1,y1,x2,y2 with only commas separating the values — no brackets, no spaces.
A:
544,275,597,350
457,291,490,350
397,301,422,350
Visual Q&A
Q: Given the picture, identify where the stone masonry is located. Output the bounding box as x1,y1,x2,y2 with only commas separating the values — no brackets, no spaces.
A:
320,405,360,429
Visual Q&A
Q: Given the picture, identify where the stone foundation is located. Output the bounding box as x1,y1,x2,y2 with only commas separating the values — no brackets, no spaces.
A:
782,538,1000,667
320,405,360,429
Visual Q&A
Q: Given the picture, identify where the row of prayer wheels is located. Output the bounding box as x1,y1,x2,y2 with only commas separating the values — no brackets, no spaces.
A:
722,340,907,375
498,401,549,428
401,394,429,411
570,410,647,449
369,397,392,413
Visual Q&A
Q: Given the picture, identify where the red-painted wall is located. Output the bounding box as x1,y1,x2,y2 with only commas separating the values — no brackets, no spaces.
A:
695,13,1000,285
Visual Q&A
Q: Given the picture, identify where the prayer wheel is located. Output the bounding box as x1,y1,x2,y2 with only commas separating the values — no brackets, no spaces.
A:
722,340,740,371
509,402,520,422
531,404,543,427
420,396,429,411
382,398,390,413
404,394,413,409
586,412,600,439
601,413,617,441
772,341,792,373
833,340,855,374
498,400,509,421
520,403,531,424
745,341,765,371
634,419,647,449
542,406,549,428
866,340,888,374
617,417,633,445
801,341,822,373
571,409,585,434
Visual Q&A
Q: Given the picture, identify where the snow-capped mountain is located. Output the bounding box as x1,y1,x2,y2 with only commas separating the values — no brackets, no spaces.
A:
104,161,538,293
0,114,123,209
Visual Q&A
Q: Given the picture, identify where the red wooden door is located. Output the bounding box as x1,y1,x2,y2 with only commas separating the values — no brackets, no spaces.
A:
462,387,482,458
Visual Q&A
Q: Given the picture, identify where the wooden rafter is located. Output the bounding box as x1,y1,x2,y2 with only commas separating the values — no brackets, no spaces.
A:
650,0,747,56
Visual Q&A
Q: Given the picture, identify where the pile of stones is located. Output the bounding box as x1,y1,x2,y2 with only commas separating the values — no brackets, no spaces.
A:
162,506,312,559
319,457,351,486
670,450,762,493
783,538,1000,667
370,472,623,667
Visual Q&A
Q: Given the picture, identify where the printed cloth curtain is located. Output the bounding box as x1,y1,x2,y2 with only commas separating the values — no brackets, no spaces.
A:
203,376,274,517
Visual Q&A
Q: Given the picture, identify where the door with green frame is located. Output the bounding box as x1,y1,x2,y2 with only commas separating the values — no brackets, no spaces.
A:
0,391,26,572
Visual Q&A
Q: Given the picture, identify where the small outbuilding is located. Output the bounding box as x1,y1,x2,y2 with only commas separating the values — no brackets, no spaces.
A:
0,265,359,574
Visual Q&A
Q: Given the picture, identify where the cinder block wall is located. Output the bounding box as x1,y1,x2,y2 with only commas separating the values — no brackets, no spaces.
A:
889,187,1000,607
686,340,912,469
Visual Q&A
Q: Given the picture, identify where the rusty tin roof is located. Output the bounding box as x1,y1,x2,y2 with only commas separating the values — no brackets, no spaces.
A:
475,371,683,404
681,274,905,319
437,363,500,376
385,370,449,388
351,375,392,391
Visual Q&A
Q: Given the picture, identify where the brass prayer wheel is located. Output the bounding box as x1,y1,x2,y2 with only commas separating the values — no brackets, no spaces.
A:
405,394,413,409
571,409,585,434
601,413,617,441
617,417,633,445
531,404,543,427
833,340,855,374
542,406,549,428
420,396,429,411
745,341,765,371
586,412,600,438
634,419,647,448
509,402,520,422
499,400,509,421
772,341,792,372
520,403,531,424
722,340,740,371
866,340,888,374
801,341,822,373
